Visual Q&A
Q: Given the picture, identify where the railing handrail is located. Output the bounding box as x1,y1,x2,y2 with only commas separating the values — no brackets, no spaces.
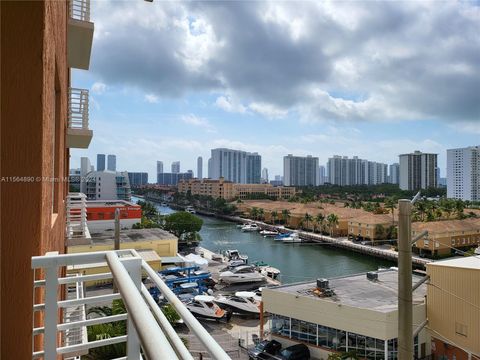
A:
31,250,231,360
68,88,89,130
69,0,91,22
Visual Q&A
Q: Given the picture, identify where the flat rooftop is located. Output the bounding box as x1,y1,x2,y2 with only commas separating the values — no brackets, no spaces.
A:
69,228,177,246
428,255,480,270
271,269,426,313
86,200,139,207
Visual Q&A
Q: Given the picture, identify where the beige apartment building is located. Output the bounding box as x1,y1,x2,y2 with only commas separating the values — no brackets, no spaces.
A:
412,218,480,257
263,269,430,359
178,178,296,200
426,257,480,359
178,177,236,199
348,214,395,242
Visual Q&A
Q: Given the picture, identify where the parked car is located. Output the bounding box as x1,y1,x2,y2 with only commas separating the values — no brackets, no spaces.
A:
278,344,310,360
248,340,282,359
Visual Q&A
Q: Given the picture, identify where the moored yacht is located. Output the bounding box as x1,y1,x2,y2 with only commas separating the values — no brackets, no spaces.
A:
219,265,266,284
224,249,248,265
241,223,260,232
214,291,260,316
282,233,301,243
260,229,279,237
186,295,231,322
185,206,196,214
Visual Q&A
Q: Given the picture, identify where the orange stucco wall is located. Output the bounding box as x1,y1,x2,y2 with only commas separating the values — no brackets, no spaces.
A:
1,1,69,358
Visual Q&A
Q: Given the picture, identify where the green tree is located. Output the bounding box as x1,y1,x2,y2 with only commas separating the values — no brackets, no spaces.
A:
257,208,265,221
249,207,259,220
161,304,181,325
315,213,326,234
374,224,385,241
302,213,313,230
281,209,291,225
384,197,396,226
270,210,278,224
163,211,203,245
84,300,127,359
454,199,465,219
326,213,339,237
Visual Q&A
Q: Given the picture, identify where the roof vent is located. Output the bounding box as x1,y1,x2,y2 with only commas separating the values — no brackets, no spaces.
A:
367,271,378,281
317,278,329,289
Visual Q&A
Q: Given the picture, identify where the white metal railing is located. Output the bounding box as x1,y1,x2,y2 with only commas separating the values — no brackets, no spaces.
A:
31,249,231,360
68,88,89,131
66,193,89,240
70,0,91,22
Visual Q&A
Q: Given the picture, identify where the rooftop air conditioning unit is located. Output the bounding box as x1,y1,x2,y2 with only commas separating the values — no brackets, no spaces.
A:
317,278,329,289
367,272,378,281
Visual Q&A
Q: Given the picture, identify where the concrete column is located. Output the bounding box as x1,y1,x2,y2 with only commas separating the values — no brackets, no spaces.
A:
398,200,413,359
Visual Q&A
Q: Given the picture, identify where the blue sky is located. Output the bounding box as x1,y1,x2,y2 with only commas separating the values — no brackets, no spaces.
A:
71,0,480,179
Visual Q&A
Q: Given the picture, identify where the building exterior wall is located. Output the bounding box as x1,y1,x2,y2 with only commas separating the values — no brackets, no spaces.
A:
284,154,318,186
399,151,438,191
178,178,236,199
263,288,429,359
85,170,132,201
1,1,69,357
107,154,116,171
97,153,106,171
426,264,480,356
68,238,178,258
197,156,203,179
210,148,261,184
128,172,149,186
447,146,480,201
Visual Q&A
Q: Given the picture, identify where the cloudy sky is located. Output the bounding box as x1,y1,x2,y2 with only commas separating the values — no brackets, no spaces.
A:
71,0,480,179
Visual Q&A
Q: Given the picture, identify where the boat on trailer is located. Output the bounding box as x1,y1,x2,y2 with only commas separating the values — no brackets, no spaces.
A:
186,295,231,322
214,291,261,317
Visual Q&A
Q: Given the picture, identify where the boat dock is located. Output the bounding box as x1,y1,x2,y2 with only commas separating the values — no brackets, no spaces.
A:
215,216,432,269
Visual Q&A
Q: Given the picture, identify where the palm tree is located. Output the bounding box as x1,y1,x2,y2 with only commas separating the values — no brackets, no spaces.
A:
249,207,259,220
270,210,278,224
454,199,465,219
384,197,396,226
257,208,265,221
281,209,291,226
326,213,339,237
440,198,454,219
303,213,313,231
315,213,326,234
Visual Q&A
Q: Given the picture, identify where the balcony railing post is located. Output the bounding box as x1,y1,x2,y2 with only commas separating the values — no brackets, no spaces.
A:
120,256,142,360
44,252,59,360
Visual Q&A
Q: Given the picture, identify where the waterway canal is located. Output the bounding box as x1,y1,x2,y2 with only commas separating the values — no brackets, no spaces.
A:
134,197,394,284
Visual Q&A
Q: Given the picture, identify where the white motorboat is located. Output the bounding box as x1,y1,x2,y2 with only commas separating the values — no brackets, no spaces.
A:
241,223,260,232
259,266,281,280
224,249,248,264
214,292,260,316
185,206,196,214
282,233,301,243
219,265,266,284
260,229,279,237
186,295,231,322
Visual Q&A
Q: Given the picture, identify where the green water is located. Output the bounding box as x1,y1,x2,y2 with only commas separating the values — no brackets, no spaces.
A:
132,197,394,284
198,216,394,284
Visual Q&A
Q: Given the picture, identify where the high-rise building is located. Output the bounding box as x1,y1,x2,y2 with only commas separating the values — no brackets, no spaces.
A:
261,168,269,183
389,163,400,184
107,154,116,171
209,148,262,184
447,146,480,201
327,156,387,186
157,160,164,175
317,165,326,185
283,154,318,186
128,172,149,187
399,151,438,191
97,153,106,171
171,161,180,174
157,172,193,186
197,156,203,179
2,1,95,356
208,158,212,178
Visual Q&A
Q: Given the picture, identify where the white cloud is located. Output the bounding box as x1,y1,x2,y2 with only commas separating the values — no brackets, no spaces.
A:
215,95,247,113
91,82,107,95
181,114,216,132
248,102,288,119
144,94,159,103
450,121,480,135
